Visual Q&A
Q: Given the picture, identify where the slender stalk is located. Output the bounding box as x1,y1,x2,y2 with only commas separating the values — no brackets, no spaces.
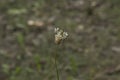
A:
54,53,60,80
54,27,68,80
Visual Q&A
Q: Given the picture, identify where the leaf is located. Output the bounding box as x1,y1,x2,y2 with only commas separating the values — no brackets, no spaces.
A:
8,8,27,15
16,33,25,48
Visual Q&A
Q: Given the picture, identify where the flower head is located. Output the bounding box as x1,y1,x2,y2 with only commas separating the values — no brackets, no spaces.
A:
54,27,68,44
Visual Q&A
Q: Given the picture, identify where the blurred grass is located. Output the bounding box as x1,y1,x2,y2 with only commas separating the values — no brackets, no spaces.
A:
0,0,120,80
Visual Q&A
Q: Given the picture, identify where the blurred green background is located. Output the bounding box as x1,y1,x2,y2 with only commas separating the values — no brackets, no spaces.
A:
0,0,120,80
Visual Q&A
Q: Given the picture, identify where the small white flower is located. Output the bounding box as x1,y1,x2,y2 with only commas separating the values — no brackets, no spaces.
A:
54,27,60,33
54,27,68,44
63,32,68,39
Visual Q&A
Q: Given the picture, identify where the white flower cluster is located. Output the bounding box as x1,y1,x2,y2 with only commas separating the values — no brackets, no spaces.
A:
54,27,68,44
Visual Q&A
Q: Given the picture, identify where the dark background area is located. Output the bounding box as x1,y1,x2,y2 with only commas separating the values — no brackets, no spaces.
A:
0,0,120,80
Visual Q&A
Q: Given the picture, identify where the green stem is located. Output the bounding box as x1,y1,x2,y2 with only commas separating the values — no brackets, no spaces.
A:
54,53,60,80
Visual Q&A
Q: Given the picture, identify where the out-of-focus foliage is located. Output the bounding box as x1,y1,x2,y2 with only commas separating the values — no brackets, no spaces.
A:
0,0,120,80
